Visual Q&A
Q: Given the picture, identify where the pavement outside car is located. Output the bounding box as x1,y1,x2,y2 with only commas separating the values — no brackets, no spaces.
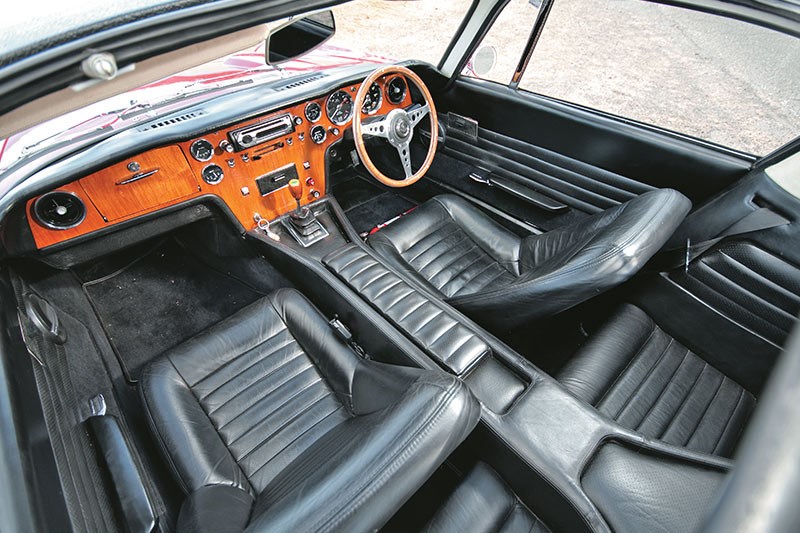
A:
332,0,799,156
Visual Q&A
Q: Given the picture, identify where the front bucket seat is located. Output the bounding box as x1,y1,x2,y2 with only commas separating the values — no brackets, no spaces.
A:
368,190,690,330
140,289,479,532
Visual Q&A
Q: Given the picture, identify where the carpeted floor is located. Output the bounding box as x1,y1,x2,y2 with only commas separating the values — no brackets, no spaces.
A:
332,174,417,236
78,238,267,382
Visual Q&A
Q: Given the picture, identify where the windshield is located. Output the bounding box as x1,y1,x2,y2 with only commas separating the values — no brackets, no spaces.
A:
0,43,383,173
0,0,473,173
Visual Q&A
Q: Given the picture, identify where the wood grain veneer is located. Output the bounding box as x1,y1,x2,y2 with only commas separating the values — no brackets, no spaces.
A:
27,76,412,249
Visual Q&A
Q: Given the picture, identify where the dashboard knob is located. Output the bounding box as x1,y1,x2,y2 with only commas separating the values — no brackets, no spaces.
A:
308,189,321,200
305,177,315,187
219,139,234,153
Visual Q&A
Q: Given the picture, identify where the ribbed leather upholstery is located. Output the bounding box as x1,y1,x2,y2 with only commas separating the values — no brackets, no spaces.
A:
397,220,517,298
140,289,480,532
424,462,550,533
368,191,690,329
188,312,348,493
558,305,756,457
324,244,490,375
670,242,800,347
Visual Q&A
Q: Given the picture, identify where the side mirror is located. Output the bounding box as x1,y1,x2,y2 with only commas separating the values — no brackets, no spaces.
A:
266,10,336,65
472,46,497,77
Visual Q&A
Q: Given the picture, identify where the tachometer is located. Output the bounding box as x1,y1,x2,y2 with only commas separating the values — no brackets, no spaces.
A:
362,83,382,115
304,101,322,122
326,90,354,125
387,77,407,104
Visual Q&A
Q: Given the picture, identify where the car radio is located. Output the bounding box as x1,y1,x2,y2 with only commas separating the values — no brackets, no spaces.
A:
228,113,295,151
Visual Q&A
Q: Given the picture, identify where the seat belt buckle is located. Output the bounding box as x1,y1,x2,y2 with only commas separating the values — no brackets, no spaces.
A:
329,315,353,343
685,237,691,273
328,315,370,359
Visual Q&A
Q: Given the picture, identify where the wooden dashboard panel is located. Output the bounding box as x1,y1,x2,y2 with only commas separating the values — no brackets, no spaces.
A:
80,146,200,221
26,75,412,250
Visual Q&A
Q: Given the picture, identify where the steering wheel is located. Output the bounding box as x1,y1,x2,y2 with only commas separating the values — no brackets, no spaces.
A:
352,65,438,188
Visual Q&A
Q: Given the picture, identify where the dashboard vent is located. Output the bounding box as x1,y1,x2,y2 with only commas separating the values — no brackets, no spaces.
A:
275,74,325,91
33,191,87,230
141,110,207,131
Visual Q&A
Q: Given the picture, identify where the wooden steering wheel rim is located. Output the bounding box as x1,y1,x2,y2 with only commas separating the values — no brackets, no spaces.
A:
352,65,438,188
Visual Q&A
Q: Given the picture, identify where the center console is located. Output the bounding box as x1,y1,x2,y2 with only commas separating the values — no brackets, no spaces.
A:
246,194,736,533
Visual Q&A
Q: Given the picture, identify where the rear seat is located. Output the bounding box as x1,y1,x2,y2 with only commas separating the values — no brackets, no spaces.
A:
557,304,756,458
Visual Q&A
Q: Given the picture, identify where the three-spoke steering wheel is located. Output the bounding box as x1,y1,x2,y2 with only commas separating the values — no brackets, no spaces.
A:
352,65,438,188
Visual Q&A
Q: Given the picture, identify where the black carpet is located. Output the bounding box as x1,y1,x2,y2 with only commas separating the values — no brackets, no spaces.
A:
80,239,266,382
333,175,416,235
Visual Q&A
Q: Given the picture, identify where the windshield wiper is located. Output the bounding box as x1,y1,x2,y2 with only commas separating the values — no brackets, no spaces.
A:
120,79,254,120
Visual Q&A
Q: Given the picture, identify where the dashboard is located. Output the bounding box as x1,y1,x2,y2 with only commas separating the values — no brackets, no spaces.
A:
26,74,411,249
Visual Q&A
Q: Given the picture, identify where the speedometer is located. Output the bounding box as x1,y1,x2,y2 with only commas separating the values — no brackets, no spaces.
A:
362,83,382,115
326,90,354,125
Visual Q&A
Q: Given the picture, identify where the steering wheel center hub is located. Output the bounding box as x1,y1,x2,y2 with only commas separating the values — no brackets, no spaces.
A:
387,109,412,145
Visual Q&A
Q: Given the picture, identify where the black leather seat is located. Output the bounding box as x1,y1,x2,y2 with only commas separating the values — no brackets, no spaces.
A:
368,190,690,330
140,289,480,532
424,462,549,533
558,304,756,457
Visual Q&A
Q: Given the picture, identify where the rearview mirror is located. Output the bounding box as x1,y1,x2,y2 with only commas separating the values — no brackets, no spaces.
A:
266,11,336,65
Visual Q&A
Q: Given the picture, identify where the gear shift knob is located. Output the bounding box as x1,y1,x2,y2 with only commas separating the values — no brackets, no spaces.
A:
288,178,304,212
288,178,303,202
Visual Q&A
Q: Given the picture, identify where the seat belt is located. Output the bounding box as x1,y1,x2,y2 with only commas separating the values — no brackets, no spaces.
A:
662,207,790,271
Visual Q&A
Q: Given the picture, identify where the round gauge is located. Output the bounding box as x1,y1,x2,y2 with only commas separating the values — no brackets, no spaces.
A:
387,77,407,104
326,90,354,125
33,191,86,230
309,125,327,145
202,164,224,184
190,139,214,161
362,83,382,115
305,102,322,122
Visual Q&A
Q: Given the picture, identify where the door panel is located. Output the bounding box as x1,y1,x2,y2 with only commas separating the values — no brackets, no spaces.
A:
444,125,655,214
420,75,753,229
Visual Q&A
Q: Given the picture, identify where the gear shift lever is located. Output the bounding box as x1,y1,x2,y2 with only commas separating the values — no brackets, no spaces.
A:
288,178,304,213
287,178,318,236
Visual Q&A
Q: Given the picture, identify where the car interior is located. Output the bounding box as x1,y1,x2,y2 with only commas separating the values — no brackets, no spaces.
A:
1,1,799,532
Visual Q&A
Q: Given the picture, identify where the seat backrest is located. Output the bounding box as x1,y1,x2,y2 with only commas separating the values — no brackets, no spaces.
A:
448,189,691,329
